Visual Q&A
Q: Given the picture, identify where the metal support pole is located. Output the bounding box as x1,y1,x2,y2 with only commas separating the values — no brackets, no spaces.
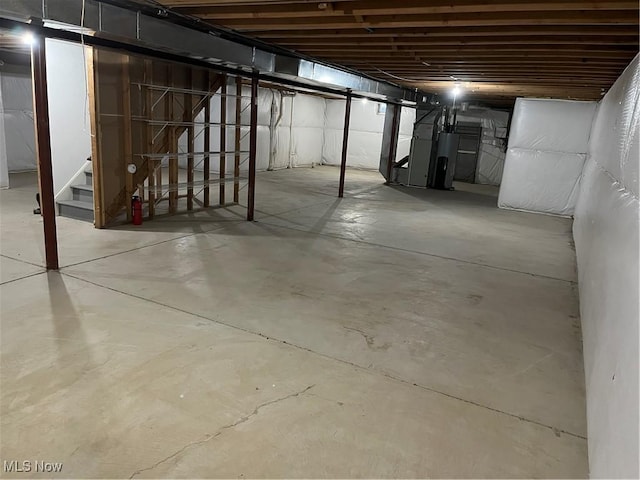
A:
233,77,241,203
338,92,352,198
203,72,211,207
186,69,194,211
247,75,258,221
219,75,227,205
30,35,59,270
385,104,402,184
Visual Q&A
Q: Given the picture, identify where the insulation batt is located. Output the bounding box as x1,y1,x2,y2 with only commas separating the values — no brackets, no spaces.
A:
572,54,639,479
498,98,597,216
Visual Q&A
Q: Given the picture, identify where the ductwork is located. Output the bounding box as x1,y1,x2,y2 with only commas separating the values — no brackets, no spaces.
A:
0,0,420,104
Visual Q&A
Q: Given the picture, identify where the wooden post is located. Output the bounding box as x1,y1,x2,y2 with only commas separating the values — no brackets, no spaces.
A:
122,56,133,222
219,75,227,205
338,92,352,198
87,48,105,228
385,104,401,183
234,77,241,203
203,72,211,207
30,35,59,270
247,75,258,221
186,69,194,211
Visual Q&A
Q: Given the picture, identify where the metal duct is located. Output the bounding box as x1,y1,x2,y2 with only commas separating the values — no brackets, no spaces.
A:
0,0,419,104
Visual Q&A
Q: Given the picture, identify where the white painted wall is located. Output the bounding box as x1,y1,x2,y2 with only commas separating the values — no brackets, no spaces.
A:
45,39,92,197
573,54,639,479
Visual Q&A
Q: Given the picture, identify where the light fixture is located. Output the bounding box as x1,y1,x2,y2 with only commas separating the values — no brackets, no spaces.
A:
451,84,463,110
361,97,369,104
22,32,34,46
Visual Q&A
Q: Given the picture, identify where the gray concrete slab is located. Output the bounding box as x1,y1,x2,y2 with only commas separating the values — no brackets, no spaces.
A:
0,167,587,478
1,273,586,478
0,255,45,284
0,172,242,268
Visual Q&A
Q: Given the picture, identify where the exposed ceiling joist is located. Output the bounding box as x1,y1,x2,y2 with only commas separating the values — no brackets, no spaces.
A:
138,0,640,103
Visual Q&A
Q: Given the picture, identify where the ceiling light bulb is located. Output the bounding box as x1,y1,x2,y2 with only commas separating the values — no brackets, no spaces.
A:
362,98,369,104
22,32,34,46
452,86,461,97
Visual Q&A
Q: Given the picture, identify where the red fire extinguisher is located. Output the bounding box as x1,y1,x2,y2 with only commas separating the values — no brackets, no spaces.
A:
132,196,142,225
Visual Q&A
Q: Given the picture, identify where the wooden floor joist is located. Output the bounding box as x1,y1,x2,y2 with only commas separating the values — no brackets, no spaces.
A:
157,0,639,102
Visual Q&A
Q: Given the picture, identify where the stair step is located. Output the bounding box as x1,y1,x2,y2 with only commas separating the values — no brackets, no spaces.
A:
71,183,93,202
85,170,92,185
57,199,94,222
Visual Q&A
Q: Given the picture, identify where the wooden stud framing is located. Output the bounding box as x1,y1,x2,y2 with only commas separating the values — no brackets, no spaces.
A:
86,47,105,229
122,55,133,222
145,59,155,218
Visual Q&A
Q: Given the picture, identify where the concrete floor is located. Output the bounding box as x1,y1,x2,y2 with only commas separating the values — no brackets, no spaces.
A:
0,167,587,478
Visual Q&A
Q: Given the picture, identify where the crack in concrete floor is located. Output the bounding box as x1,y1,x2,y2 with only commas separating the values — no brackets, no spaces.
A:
128,385,316,479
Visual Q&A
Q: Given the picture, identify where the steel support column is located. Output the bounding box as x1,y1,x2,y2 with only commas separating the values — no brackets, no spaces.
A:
247,75,258,221
338,92,352,198
30,35,59,270
219,75,227,205
385,104,402,184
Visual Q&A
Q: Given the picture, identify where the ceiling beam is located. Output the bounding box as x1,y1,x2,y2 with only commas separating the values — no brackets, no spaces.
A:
171,0,638,18
268,35,640,46
207,11,638,30
153,0,639,102
243,25,639,38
